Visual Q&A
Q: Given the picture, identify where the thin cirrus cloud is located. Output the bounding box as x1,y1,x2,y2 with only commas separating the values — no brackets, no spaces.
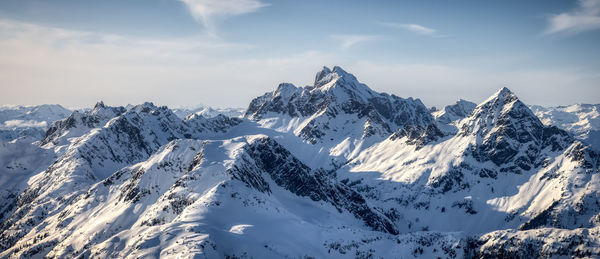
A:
178,0,268,31
545,0,600,34
379,22,437,36
0,19,337,108
330,34,381,50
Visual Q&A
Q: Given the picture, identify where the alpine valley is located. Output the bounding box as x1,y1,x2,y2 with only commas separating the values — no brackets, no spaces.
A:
1,67,599,258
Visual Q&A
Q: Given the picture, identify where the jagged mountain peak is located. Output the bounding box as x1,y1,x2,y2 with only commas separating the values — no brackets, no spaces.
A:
93,101,106,109
314,66,355,87
42,101,189,151
41,102,126,146
109,102,180,129
247,66,367,119
332,65,348,73
313,66,362,90
245,66,440,157
459,87,573,170
312,66,375,100
450,99,477,115
314,66,332,85
90,101,125,116
247,66,434,124
467,87,541,130
128,101,162,113
480,87,517,108
273,83,300,100
455,98,477,106
472,87,540,122
486,86,514,102
433,99,477,125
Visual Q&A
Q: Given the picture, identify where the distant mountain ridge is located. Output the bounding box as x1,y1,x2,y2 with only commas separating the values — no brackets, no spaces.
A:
530,103,600,151
172,105,244,119
0,104,71,142
0,67,599,258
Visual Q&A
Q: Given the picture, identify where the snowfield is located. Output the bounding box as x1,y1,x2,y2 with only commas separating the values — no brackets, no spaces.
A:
0,66,599,258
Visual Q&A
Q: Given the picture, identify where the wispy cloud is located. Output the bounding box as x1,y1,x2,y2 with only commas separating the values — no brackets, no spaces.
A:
330,34,381,50
178,0,268,31
545,0,600,34
0,20,337,108
1,20,598,110
379,22,437,36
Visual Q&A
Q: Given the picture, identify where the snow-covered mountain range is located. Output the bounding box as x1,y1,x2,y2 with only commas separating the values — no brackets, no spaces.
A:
172,106,245,119
531,104,600,152
0,67,599,258
0,104,71,142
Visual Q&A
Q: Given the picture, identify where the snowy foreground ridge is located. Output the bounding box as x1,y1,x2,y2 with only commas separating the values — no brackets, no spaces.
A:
1,66,600,258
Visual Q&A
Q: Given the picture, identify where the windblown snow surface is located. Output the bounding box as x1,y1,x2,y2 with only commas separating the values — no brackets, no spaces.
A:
1,67,599,258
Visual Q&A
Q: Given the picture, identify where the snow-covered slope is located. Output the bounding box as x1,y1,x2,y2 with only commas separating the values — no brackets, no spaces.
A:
0,104,71,142
0,139,56,224
531,104,600,151
0,102,244,253
2,136,406,258
343,87,600,236
1,67,599,258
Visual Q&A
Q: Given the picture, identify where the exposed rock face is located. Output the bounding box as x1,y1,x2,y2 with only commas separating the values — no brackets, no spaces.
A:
460,87,571,172
389,124,445,148
241,137,398,234
41,102,126,146
467,227,600,258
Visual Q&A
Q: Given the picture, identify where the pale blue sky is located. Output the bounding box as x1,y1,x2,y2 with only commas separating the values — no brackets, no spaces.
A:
0,0,598,109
